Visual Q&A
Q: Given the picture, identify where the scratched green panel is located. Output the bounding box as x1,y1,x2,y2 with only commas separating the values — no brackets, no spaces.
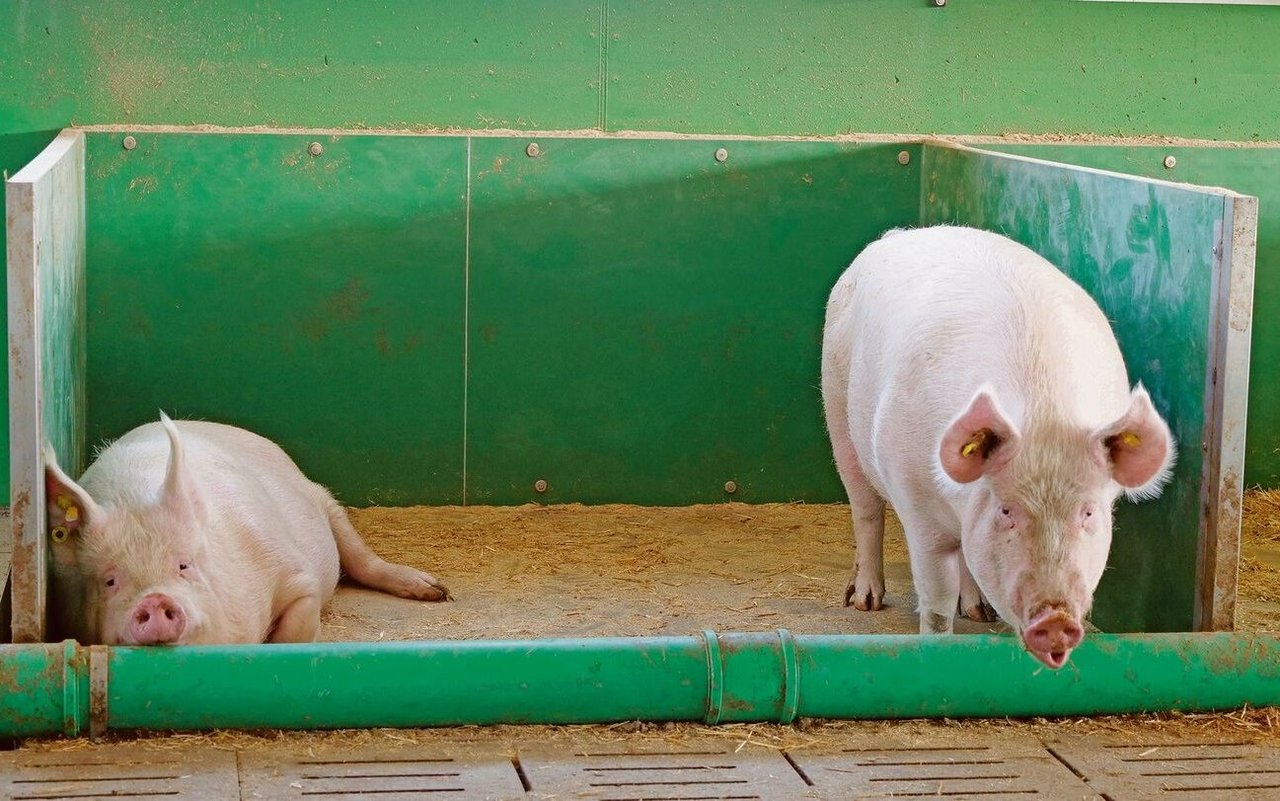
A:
0,2,602,134
605,0,1280,138
988,144,1279,490
920,144,1225,633
39,136,88,481
84,133,467,506
7,2,1280,140
466,139,920,505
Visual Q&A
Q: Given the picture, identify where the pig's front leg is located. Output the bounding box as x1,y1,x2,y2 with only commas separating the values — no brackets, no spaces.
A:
830,436,887,612
268,578,324,643
844,499,886,611
907,543,960,634
958,559,998,622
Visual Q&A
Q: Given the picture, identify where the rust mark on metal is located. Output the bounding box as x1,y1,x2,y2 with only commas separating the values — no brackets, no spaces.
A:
9,489,43,643
89,645,110,740
301,278,373,342
720,695,758,714
66,643,89,673
11,488,29,528
1207,464,1243,632
325,277,370,323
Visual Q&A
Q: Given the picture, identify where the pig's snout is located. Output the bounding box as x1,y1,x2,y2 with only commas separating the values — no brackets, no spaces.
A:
129,593,187,645
1022,608,1084,669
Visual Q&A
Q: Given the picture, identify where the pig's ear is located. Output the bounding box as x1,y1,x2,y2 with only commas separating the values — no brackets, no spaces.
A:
159,413,207,526
939,387,1022,484
1095,385,1176,500
44,444,101,538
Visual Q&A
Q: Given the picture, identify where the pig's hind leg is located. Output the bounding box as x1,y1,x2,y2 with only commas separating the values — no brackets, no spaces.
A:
269,588,324,643
325,500,451,601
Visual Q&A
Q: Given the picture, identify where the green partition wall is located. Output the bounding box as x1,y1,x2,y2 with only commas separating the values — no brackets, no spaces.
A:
85,133,469,506
465,138,915,504
85,133,918,506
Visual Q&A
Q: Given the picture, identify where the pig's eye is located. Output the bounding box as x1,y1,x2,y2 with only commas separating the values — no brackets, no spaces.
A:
179,562,190,572
999,505,1012,517
104,577,116,588
1080,503,1098,526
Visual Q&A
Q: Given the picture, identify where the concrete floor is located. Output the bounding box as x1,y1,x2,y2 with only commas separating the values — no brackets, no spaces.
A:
7,721,1280,800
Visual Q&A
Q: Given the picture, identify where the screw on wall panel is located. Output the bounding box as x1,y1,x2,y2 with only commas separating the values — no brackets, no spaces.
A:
724,480,738,494
122,135,137,151
897,150,911,166
1163,155,1177,169
526,142,541,158
714,147,729,163
534,479,549,493
308,142,324,157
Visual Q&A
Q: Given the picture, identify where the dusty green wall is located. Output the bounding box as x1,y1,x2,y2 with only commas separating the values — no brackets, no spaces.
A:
4,0,1280,501
84,133,915,506
4,1,1278,139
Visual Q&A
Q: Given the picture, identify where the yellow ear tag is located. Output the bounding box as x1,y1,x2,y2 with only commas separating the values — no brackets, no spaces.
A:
51,526,69,543
961,430,988,458
1120,432,1141,448
55,495,80,522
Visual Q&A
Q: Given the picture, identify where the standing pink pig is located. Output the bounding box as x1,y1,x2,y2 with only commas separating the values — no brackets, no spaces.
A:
821,226,1175,668
44,415,449,645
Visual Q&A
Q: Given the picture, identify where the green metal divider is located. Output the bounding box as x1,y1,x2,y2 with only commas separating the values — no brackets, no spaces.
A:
4,632,1280,738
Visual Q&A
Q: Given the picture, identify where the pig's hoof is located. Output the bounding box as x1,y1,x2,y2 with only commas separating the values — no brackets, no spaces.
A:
843,582,884,612
379,564,452,602
962,599,999,623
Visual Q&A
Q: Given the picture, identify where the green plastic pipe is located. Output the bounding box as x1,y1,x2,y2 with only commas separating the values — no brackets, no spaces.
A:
3,631,1280,738
1,640,87,737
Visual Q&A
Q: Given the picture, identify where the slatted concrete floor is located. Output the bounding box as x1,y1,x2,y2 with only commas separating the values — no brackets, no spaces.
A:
5,731,1280,801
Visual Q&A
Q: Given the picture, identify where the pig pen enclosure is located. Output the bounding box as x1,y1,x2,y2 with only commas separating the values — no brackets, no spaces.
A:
2,128,1273,748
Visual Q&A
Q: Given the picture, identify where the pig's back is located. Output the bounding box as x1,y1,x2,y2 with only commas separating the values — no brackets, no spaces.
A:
81,421,340,587
824,226,1131,499
84,420,319,499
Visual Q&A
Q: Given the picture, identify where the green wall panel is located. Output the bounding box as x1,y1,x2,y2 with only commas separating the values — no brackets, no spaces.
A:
5,2,1279,140
84,133,467,505
465,139,919,504
606,1,1278,138
920,145,1228,633
1,2,602,134
990,144,1278,489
